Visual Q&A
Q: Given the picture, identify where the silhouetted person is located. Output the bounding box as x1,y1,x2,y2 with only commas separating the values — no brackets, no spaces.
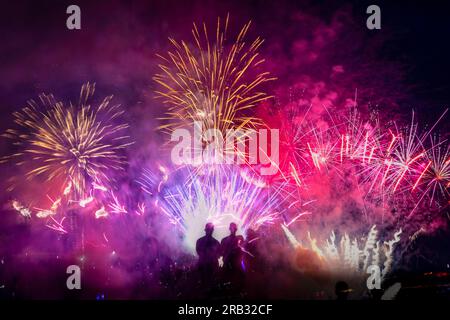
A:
243,228,266,299
196,223,221,288
221,223,245,269
244,228,262,273
221,223,245,295
369,288,384,300
335,281,350,300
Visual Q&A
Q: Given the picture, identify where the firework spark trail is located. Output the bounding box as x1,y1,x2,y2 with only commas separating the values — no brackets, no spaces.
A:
284,211,312,226
79,195,94,208
306,126,341,172
382,229,402,279
281,224,301,248
408,137,450,215
424,144,450,204
135,202,146,216
154,14,275,139
108,192,128,214
2,83,132,199
341,108,370,161
240,169,268,188
46,216,68,234
289,162,302,187
381,115,425,194
95,206,108,219
354,134,393,199
412,160,432,191
341,109,387,166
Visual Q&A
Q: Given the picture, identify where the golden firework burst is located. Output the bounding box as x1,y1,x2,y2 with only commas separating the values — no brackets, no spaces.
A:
2,83,132,198
154,14,275,136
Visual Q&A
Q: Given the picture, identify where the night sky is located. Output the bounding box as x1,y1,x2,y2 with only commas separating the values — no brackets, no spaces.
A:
1,0,449,113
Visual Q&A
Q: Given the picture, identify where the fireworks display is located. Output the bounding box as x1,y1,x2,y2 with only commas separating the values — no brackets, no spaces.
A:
139,165,284,252
282,224,402,280
154,14,275,137
1,1,450,301
411,136,450,209
2,83,131,198
266,103,450,220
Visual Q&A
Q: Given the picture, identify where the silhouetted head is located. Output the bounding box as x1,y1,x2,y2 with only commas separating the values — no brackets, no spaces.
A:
335,281,350,300
229,222,238,235
205,223,214,236
246,228,256,239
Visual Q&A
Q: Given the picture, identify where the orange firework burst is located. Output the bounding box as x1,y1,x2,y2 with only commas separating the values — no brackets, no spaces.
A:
2,83,132,198
154,14,275,136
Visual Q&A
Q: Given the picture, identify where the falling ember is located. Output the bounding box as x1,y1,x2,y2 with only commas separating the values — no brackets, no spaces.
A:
95,206,109,219
50,198,62,211
63,182,72,196
79,196,94,208
11,200,31,218
36,209,56,219
92,182,108,192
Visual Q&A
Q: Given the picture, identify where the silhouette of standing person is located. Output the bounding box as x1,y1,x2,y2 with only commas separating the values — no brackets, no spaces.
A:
196,223,221,289
220,223,245,295
244,228,261,273
335,281,350,300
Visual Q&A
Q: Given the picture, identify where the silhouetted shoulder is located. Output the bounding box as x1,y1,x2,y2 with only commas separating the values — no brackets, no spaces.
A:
220,235,230,245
